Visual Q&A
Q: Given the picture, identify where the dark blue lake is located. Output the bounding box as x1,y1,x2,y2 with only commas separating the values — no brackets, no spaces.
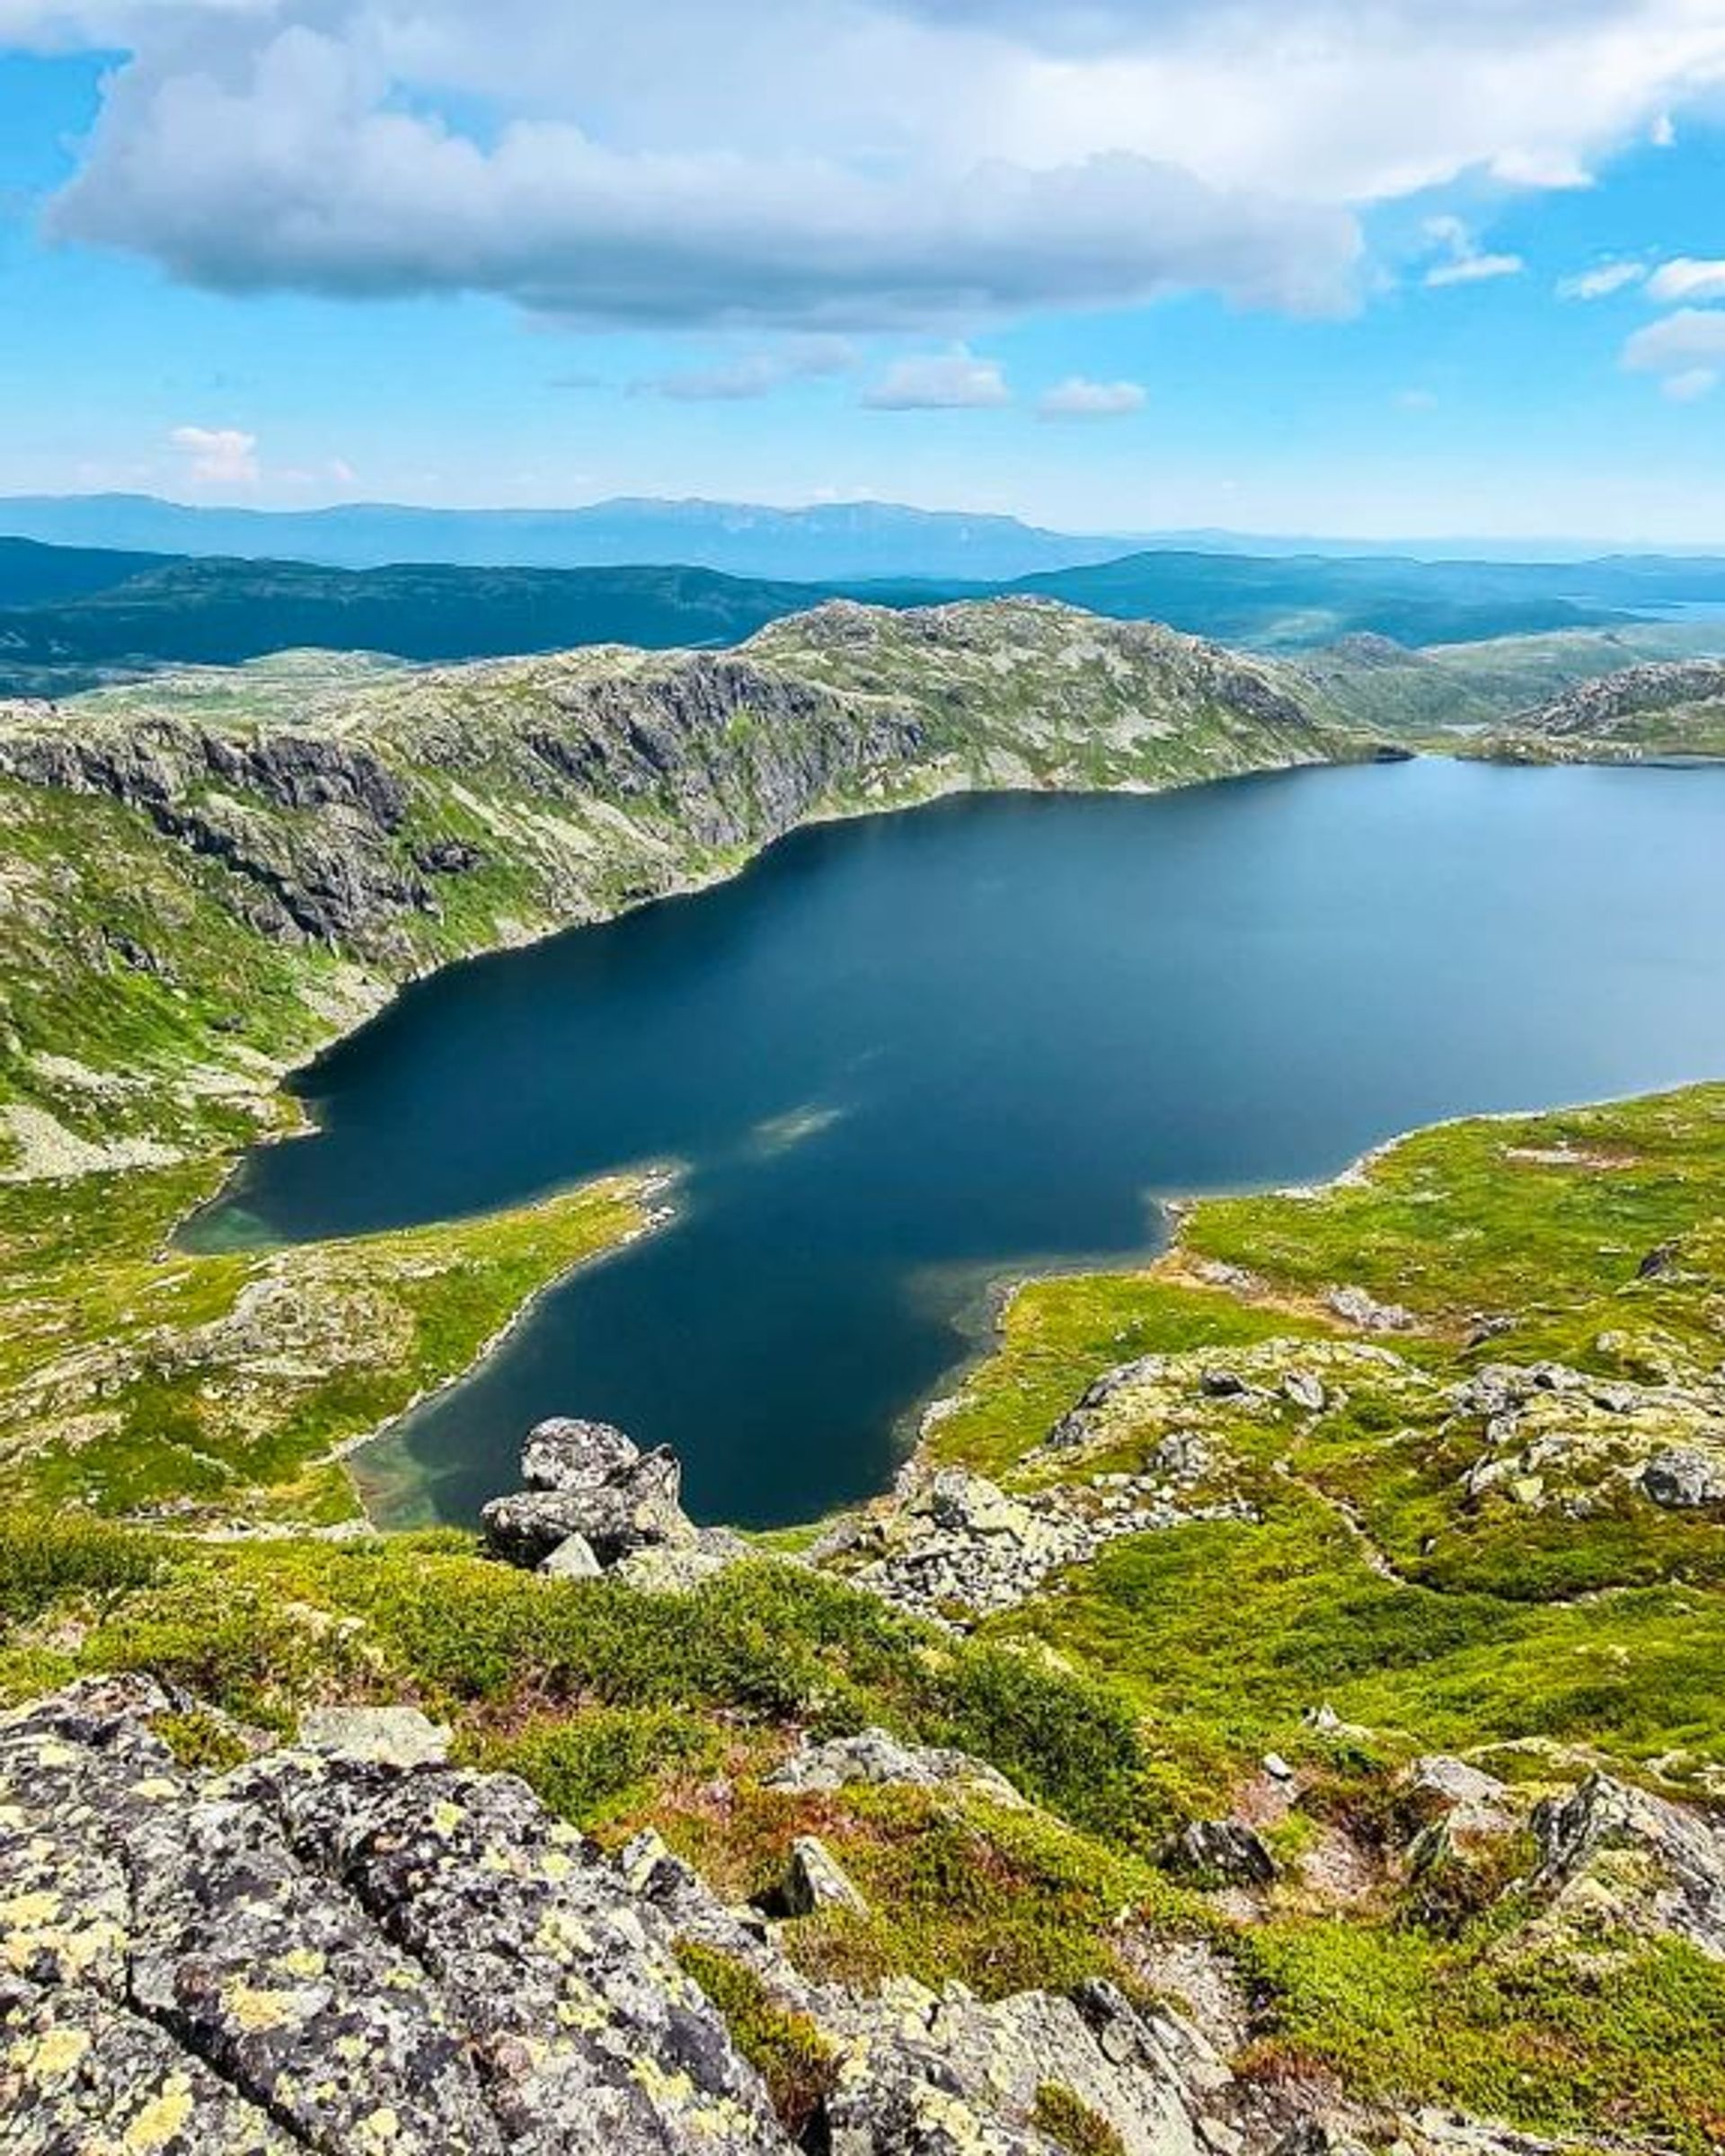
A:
203,758,1725,1530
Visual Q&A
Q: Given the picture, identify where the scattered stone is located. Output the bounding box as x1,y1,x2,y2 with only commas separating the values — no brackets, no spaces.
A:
1403,1756,1514,1833
1263,1754,1296,1783
783,1835,870,1918
1325,1285,1416,1333
613,1525,753,1593
1163,1821,1278,1889
1283,1371,1327,1413
1199,1367,1249,1399
538,1530,605,1580
296,1704,451,1768
765,1727,1027,1809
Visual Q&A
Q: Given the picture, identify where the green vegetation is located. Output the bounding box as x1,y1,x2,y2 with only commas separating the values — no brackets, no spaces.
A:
1243,1922,1725,2154
672,1940,838,2136
1031,2082,1128,2156
4,599,1725,2148
0,1165,652,1520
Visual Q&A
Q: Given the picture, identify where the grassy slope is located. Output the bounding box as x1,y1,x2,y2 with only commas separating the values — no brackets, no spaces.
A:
1289,622,1725,738
0,1162,653,1520
928,1086,1725,1785
5,1087,1725,2146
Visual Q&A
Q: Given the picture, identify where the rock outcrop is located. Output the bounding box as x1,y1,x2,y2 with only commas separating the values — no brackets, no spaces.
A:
823,1461,1254,1626
482,1418,713,1578
0,1677,786,2154
765,1727,1028,1810
1529,1771,1725,1957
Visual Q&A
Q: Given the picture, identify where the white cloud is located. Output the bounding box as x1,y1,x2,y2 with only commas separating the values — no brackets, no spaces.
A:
636,340,856,401
1623,307,1725,397
12,0,1725,334
1037,376,1146,420
1420,216,1525,289
1556,259,1646,299
1647,257,1725,304
862,348,1012,409
168,424,259,488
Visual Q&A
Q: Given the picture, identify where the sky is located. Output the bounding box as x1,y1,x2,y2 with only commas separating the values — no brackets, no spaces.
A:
2,1,1725,540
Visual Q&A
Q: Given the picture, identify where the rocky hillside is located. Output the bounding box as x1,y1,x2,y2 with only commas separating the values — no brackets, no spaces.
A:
4,1083,1725,2153
13,1669,1721,2156
1483,658,1725,761
0,597,1368,1178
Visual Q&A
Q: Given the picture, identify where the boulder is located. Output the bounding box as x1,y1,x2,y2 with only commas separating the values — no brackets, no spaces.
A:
480,1488,602,1568
1163,1820,1278,1889
1641,1445,1725,1510
824,1975,1207,2156
1402,1755,1514,1835
0,1680,789,2154
783,1835,870,1918
1283,1371,1328,1413
296,1705,451,1769
765,1727,1027,1809
1531,1771,1725,1957
482,1436,695,1568
521,1415,641,1493
538,1531,604,1580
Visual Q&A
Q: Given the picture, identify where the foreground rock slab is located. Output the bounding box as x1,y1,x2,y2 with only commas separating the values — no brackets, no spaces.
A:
0,1677,786,2154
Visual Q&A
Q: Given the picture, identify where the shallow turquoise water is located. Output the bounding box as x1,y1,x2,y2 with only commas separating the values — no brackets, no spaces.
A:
201,758,1725,1528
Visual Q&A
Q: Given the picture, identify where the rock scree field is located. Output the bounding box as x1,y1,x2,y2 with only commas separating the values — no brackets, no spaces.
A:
2,597,1725,2156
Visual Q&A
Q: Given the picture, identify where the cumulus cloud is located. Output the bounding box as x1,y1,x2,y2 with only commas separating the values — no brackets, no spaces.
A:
1421,216,1525,288
169,424,260,487
1647,257,1725,304
1623,307,1725,398
1037,376,1146,420
13,0,1725,332
1557,259,1646,299
862,348,1011,409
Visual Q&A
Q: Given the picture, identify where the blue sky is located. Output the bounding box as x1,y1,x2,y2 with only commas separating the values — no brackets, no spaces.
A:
3,3,1724,540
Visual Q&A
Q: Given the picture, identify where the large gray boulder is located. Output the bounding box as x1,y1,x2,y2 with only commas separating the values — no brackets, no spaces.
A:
483,1439,694,1568
523,1416,641,1494
1641,1445,1725,1510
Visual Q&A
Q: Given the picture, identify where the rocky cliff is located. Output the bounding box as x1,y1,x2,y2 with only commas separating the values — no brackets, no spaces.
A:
0,598,1372,1177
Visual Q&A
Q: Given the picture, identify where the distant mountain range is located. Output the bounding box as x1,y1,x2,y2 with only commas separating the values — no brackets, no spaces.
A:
0,534,1679,693
0,494,1130,582
6,492,1725,580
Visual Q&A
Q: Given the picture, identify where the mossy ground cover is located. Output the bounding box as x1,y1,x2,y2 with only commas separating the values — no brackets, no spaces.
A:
0,1166,651,1520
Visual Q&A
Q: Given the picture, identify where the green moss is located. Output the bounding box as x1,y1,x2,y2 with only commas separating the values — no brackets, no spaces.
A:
1031,2082,1128,2156
151,1707,253,1772
672,1940,837,2136
473,1708,719,1826
1243,1921,1725,2155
